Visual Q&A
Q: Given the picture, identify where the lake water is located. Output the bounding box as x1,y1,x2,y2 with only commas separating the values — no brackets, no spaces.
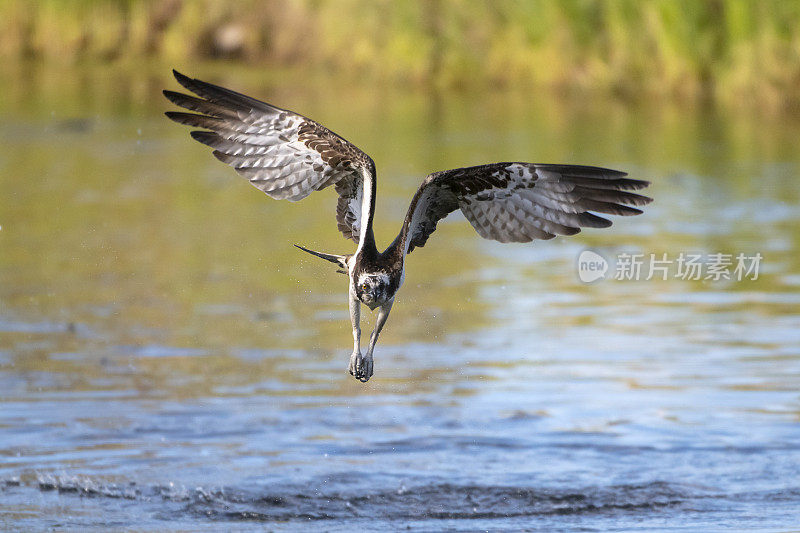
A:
1,64,800,531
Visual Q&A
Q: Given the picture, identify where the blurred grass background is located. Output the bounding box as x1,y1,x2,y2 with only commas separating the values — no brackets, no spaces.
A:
2,0,800,111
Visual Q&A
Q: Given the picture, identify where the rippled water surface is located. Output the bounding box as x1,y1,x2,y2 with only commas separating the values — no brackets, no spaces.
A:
1,65,800,531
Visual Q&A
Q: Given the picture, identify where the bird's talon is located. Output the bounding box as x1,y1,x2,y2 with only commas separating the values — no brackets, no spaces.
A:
348,352,373,382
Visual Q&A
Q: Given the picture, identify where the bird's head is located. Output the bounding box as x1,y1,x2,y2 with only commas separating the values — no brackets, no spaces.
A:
355,273,392,309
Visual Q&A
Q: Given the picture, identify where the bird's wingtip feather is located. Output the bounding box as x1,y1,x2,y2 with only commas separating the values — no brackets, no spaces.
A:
190,130,219,145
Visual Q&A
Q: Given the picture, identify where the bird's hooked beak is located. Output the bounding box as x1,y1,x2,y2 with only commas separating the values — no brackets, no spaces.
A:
294,244,349,274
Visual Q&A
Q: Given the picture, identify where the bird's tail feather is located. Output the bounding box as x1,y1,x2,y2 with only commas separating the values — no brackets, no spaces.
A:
294,244,349,274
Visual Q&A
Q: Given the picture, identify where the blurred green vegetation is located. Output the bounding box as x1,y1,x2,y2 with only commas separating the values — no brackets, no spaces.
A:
2,0,800,110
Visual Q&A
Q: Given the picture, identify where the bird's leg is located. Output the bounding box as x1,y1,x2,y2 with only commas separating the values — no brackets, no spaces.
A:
347,290,363,379
360,298,394,382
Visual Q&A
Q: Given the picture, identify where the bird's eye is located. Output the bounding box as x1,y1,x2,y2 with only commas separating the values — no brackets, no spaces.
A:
361,283,369,291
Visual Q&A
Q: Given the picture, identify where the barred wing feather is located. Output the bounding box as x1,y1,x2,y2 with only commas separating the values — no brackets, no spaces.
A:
164,70,374,243
401,163,652,254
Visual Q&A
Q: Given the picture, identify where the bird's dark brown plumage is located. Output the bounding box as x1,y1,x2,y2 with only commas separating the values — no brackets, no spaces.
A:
164,70,375,244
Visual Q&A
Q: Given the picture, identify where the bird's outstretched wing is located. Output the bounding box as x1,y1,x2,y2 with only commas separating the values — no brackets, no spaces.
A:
400,163,652,254
163,70,375,243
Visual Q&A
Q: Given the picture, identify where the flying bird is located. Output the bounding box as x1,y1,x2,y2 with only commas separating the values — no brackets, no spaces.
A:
164,70,652,382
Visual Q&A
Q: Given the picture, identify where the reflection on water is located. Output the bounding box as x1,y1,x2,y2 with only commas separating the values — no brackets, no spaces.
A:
1,64,799,530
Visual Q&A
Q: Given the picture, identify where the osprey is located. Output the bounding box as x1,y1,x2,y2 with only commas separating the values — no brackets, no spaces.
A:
164,70,652,382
